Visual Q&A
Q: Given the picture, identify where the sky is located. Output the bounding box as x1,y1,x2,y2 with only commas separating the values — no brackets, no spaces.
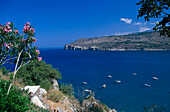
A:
0,0,160,47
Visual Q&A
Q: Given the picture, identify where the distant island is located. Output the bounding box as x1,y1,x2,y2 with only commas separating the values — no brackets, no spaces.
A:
64,32,170,51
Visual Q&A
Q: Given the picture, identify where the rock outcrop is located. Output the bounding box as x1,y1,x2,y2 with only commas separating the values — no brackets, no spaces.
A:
52,79,59,91
24,86,47,109
24,85,40,97
31,96,46,109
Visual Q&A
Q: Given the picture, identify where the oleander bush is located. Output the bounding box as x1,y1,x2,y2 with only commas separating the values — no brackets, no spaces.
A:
16,60,61,90
59,83,74,97
47,89,63,102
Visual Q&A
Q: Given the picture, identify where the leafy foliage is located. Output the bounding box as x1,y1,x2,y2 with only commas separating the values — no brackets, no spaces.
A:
0,79,50,111
16,60,61,90
143,104,166,112
0,22,40,66
137,0,170,37
0,79,30,111
0,66,10,75
47,89,63,102
88,103,104,112
0,22,41,95
59,83,74,96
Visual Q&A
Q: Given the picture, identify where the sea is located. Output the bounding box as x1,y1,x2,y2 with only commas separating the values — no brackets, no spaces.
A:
10,48,170,112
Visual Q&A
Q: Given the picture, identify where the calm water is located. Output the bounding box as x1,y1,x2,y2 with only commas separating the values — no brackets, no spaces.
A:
41,48,170,112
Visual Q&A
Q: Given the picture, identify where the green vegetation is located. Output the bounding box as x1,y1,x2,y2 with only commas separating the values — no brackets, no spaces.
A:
101,103,110,112
59,83,74,97
0,66,10,76
0,79,30,111
0,78,50,112
0,22,40,95
88,103,104,112
65,32,170,51
143,104,166,112
16,60,61,90
47,89,63,102
137,0,170,37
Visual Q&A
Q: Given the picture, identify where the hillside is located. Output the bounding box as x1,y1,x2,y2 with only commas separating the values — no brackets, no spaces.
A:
64,32,170,51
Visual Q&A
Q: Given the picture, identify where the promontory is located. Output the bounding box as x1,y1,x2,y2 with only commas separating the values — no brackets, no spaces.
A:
64,32,170,51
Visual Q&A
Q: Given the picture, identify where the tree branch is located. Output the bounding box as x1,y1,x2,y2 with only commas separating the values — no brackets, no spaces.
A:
7,50,23,96
1,57,17,65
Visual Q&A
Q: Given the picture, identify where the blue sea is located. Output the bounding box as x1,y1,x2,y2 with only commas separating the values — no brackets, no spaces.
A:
31,48,170,111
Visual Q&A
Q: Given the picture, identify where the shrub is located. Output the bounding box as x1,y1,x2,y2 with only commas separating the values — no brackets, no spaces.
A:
0,66,10,75
101,103,110,112
0,79,30,111
59,83,74,97
16,60,61,90
47,89,63,102
143,104,166,112
88,103,104,112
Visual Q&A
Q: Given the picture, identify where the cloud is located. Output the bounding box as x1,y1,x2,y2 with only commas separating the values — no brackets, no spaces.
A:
120,18,132,24
139,27,151,32
133,22,142,25
144,22,147,25
114,32,133,36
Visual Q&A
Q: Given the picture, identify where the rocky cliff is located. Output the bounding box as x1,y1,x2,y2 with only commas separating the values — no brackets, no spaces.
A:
64,32,170,51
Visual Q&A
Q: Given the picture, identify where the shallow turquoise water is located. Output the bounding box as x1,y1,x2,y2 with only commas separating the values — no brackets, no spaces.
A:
40,48,170,112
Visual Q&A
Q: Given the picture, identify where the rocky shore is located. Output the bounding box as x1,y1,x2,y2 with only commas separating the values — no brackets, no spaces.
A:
23,79,117,112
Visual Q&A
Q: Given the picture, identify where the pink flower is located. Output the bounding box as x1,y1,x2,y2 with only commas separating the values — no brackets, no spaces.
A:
4,43,7,46
6,24,9,27
33,38,37,42
26,22,30,25
4,28,7,32
36,49,40,54
8,29,12,32
6,22,11,25
38,57,42,61
15,29,19,33
8,43,13,46
30,28,35,33
7,45,10,49
4,27,12,32
23,25,30,33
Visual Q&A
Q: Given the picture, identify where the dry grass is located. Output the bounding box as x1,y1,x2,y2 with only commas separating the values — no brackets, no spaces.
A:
0,70,9,80
0,70,25,87
47,89,64,102
46,97,74,112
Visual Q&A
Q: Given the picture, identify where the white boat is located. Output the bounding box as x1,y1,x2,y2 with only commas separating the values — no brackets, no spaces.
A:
83,82,87,84
84,89,91,92
144,83,151,87
153,77,158,80
115,80,121,83
108,75,112,78
132,73,137,75
102,84,106,88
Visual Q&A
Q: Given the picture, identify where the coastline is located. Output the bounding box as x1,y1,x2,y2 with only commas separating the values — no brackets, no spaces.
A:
64,46,170,51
